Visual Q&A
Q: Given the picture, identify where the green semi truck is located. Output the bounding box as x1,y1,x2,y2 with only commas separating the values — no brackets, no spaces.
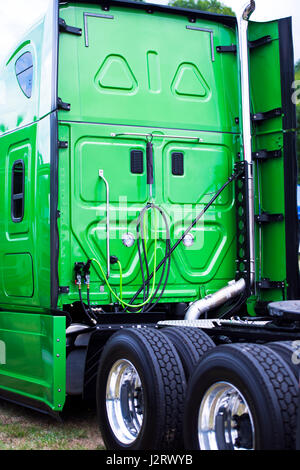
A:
0,0,299,450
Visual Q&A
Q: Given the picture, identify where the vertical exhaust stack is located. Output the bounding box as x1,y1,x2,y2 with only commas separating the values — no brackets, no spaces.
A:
185,2,256,321
238,0,256,289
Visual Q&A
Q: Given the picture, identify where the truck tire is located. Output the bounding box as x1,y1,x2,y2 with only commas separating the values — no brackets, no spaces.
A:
183,343,298,450
267,341,299,380
96,327,186,450
161,327,215,379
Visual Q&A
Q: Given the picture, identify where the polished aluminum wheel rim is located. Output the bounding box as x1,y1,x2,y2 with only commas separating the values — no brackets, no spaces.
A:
106,359,144,444
198,381,255,450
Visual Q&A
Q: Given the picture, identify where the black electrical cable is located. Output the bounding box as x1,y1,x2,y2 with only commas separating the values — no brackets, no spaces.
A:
126,172,238,308
135,221,148,313
86,285,99,321
141,213,151,304
136,235,146,308
125,205,151,313
139,208,151,312
143,205,171,313
124,204,171,313
218,290,249,319
144,237,171,313
78,286,97,325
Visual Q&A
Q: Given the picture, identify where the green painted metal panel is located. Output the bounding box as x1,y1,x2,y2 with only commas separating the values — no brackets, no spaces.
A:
3,254,34,298
0,1,61,411
0,1,58,136
58,3,239,134
57,121,239,306
0,118,52,311
57,3,242,308
0,313,66,411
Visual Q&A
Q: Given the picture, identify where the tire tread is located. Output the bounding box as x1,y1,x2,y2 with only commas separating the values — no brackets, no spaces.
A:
136,328,186,449
230,343,298,449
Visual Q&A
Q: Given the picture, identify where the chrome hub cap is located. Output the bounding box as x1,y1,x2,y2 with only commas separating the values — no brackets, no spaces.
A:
198,381,255,450
106,359,144,444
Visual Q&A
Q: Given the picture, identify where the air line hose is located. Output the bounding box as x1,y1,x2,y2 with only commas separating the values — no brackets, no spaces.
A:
90,207,159,309
88,170,239,314
126,172,238,308
116,259,125,308
137,204,171,314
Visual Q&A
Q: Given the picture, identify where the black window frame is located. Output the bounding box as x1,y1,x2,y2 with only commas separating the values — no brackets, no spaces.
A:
11,159,25,223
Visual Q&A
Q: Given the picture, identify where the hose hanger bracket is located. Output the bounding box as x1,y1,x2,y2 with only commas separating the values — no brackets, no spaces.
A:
216,35,272,54
59,17,82,36
251,108,282,123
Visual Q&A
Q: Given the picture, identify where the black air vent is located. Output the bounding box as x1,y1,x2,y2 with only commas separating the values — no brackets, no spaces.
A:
130,150,144,174
172,152,184,176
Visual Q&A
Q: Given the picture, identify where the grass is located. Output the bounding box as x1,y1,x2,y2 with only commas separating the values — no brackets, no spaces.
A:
0,397,105,450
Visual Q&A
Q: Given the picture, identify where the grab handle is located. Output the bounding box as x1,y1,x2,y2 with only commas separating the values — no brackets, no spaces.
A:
99,169,110,278
146,141,154,186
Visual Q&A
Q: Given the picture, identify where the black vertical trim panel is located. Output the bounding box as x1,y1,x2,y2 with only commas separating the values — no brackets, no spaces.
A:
50,1,60,309
283,131,299,299
0,388,60,420
279,18,297,131
279,17,300,299
52,0,59,113
50,111,59,309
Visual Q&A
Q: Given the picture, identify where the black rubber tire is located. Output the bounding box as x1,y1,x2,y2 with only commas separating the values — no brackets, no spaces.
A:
184,343,298,450
267,341,299,380
161,327,215,379
96,327,186,450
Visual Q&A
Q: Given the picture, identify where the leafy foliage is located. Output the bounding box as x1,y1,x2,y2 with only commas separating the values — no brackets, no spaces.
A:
296,104,300,182
168,0,235,16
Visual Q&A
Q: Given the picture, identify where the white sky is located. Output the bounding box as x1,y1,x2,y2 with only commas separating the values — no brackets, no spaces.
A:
230,0,300,63
0,0,50,67
156,0,300,62
0,0,299,66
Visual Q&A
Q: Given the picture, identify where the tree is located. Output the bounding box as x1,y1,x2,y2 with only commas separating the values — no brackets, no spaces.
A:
168,0,235,16
295,60,300,73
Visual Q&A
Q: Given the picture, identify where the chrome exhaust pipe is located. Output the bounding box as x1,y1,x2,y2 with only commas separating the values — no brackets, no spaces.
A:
185,278,246,321
185,3,256,321
96,6,255,322
238,1,256,288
